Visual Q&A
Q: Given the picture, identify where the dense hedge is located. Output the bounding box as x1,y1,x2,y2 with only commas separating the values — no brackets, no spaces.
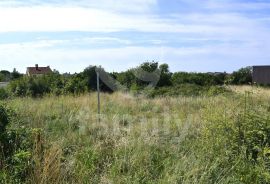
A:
0,62,253,98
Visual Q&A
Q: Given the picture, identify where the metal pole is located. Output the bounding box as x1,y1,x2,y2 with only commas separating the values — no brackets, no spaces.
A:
97,69,101,117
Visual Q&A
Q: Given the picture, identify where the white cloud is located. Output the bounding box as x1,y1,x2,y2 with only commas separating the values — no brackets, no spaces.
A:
66,0,157,13
0,0,268,41
0,39,67,50
0,0,157,13
1,41,270,73
81,37,132,45
0,7,160,33
176,0,270,12
0,4,267,43
205,0,270,11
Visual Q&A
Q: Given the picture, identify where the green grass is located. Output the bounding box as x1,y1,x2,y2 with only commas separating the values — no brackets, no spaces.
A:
1,87,270,183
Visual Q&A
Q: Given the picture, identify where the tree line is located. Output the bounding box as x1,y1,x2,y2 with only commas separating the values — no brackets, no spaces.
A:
0,62,252,98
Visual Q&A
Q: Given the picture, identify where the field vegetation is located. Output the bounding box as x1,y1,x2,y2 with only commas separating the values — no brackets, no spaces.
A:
1,63,269,183
1,85,270,183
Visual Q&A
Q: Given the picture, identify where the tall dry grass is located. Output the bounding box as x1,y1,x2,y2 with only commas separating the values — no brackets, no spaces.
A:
4,86,270,183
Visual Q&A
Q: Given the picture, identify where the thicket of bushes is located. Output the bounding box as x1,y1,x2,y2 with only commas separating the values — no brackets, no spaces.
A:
0,103,39,183
0,69,22,82
0,62,253,99
199,94,270,183
147,84,232,98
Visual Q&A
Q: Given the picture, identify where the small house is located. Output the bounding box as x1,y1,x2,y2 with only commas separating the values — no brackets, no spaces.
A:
26,64,52,77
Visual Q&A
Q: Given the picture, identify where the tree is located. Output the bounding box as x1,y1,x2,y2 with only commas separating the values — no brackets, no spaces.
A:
229,67,252,85
157,63,172,87
11,68,22,80
115,70,136,89
139,61,159,73
82,66,98,91
0,73,4,82
0,70,11,82
134,61,160,87
82,66,112,92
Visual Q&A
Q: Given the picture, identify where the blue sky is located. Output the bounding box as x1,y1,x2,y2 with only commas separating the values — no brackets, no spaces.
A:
0,0,270,73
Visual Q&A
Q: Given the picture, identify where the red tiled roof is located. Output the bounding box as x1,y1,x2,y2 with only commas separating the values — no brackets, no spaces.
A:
27,66,52,75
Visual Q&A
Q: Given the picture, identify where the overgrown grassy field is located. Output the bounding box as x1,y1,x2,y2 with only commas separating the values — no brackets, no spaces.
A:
1,86,270,183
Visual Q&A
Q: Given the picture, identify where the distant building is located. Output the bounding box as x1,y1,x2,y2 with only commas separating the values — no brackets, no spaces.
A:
252,66,270,85
26,64,52,77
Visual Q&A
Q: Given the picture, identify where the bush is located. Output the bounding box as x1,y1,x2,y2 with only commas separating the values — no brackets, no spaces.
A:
206,86,231,96
0,88,9,100
0,103,9,137
147,84,232,98
0,104,36,183
8,78,28,97
8,74,65,97
227,67,252,85
3,64,255,99
200,95,270,183
64,74,87,95
172,72,226,86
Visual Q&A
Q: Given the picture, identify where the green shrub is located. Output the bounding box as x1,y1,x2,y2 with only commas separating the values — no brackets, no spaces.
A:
147,84,232,98
206,86,231,96
0,103,10,139
64,74,87,95
11,151,32,182
226,67,252,85
0,103,37,183
8,77,28,97
200,95,270,183
172,72,226,86
0,88,9,100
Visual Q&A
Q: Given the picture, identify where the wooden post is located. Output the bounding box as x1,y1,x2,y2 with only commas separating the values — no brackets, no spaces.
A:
97,69,101,121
